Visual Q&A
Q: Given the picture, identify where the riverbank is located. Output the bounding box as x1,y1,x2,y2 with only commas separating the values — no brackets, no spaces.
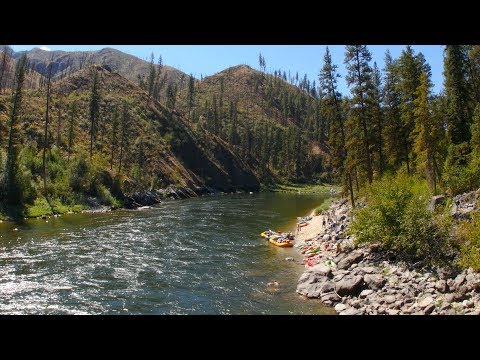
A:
0,185,250,222
294,198,480,315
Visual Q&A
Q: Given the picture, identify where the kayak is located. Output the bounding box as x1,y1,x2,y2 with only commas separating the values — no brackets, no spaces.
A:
269,238,293,247
298,222,309,227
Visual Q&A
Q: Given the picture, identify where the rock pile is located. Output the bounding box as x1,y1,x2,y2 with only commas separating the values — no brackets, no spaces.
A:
296,198,480,315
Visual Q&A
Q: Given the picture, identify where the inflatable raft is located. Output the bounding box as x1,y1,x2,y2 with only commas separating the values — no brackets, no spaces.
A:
268,238,293,247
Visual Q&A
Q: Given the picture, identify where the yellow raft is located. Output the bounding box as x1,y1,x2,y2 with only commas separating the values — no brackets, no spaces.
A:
268,238,293,247
260,231,281,238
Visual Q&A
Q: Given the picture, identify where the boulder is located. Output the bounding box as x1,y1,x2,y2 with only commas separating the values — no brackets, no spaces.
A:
417,296,434,308
334,303,347,312
359,289,374,298
337,251,364,270
339,307,361,315
336,275,364,296
427,195,446,211
309,264,333,278
364,274,386,290
453,273,466,290
435,279,447,293
384,295,396,304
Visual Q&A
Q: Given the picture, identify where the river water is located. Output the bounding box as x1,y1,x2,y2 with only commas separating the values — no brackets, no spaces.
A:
0,192,335,314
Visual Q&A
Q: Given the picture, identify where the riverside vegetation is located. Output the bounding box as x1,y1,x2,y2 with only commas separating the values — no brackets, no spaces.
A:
2,45,480,308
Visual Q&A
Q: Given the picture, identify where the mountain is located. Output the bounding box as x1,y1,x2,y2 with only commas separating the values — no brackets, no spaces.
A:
0,64,259,209
176,64,327,183
11,47,189,97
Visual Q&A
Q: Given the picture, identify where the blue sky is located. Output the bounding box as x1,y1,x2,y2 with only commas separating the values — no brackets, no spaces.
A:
11,45,445,95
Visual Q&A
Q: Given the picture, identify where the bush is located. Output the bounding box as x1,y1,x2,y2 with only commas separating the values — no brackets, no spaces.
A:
98,184,121,208
456,213,480,271
350,173,450,263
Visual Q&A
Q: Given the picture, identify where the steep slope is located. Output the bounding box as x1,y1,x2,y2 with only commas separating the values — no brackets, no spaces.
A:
11,47,188,97
177,64,328,183
0,65,259,209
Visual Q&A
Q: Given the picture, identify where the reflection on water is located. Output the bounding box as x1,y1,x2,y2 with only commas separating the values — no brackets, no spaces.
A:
0,192,335,314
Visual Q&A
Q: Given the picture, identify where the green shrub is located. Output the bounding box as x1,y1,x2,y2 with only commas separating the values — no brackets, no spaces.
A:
98,184,121,208
69,155,94,194
456,213,480,271
350,173,450,263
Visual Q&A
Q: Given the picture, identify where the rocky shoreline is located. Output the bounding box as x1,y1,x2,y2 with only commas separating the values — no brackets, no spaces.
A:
15,185,252,221
295,196,480,315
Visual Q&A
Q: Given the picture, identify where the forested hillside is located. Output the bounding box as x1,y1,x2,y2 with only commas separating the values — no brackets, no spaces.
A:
2,45,480,223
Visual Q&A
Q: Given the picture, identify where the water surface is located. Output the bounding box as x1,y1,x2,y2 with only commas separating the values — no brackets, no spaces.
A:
0,192,335,314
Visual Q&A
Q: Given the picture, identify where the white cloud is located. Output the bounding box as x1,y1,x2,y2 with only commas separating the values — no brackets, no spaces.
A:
39,46,51,51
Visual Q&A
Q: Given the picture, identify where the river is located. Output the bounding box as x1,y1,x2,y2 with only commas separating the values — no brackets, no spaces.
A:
0,192,335,314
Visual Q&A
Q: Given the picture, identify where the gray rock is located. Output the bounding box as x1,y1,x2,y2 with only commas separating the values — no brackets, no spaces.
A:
423,302,435,315
443,293,455,303
335,303,347,312
428,195,446,211
453,273,466,290
388,275,400,286
386,309,400,315
424,303,435,314
297,279,336,298
321,292,341,303
339,307,360,315
385,295,396,304
435,279,447,293
378,306,386,314
285,257,295,262
336,275,364,296
359,289,374,298
337,251,364,270
309,264,333,278
362,266,377,274
364,274,386,291
417,296,434,308
322,234,330,241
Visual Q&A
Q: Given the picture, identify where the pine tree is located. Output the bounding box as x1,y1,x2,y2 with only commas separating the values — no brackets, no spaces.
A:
147,53,156,97
188,74,195,119
319,46,354,205
344,45,375,185
396,46,423,174
413,71,437,191
89,67,100,160
42,59,53,196
67,100,77,162
2,54,27,207
444,45,472,145
371,62,384,176
118,101,129,174
110,107,119,170
382,50,404,170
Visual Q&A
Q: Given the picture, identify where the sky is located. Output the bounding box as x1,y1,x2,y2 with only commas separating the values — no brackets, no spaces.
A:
11,45,445,95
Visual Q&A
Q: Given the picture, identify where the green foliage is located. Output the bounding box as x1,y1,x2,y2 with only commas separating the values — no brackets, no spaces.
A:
314,197,334,215
456,213,480,271
97,184,121,208
69,154,95,194
350,173,450,263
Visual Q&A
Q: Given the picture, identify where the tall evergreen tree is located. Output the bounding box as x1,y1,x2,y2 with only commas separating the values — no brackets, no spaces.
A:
42,59,53,197
371,62,384,176
319,46,354,205
413,71,437,192
2,54,27,206
89,67,100,160
344,45,375,185
382,50,404,170
444,45,472,145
